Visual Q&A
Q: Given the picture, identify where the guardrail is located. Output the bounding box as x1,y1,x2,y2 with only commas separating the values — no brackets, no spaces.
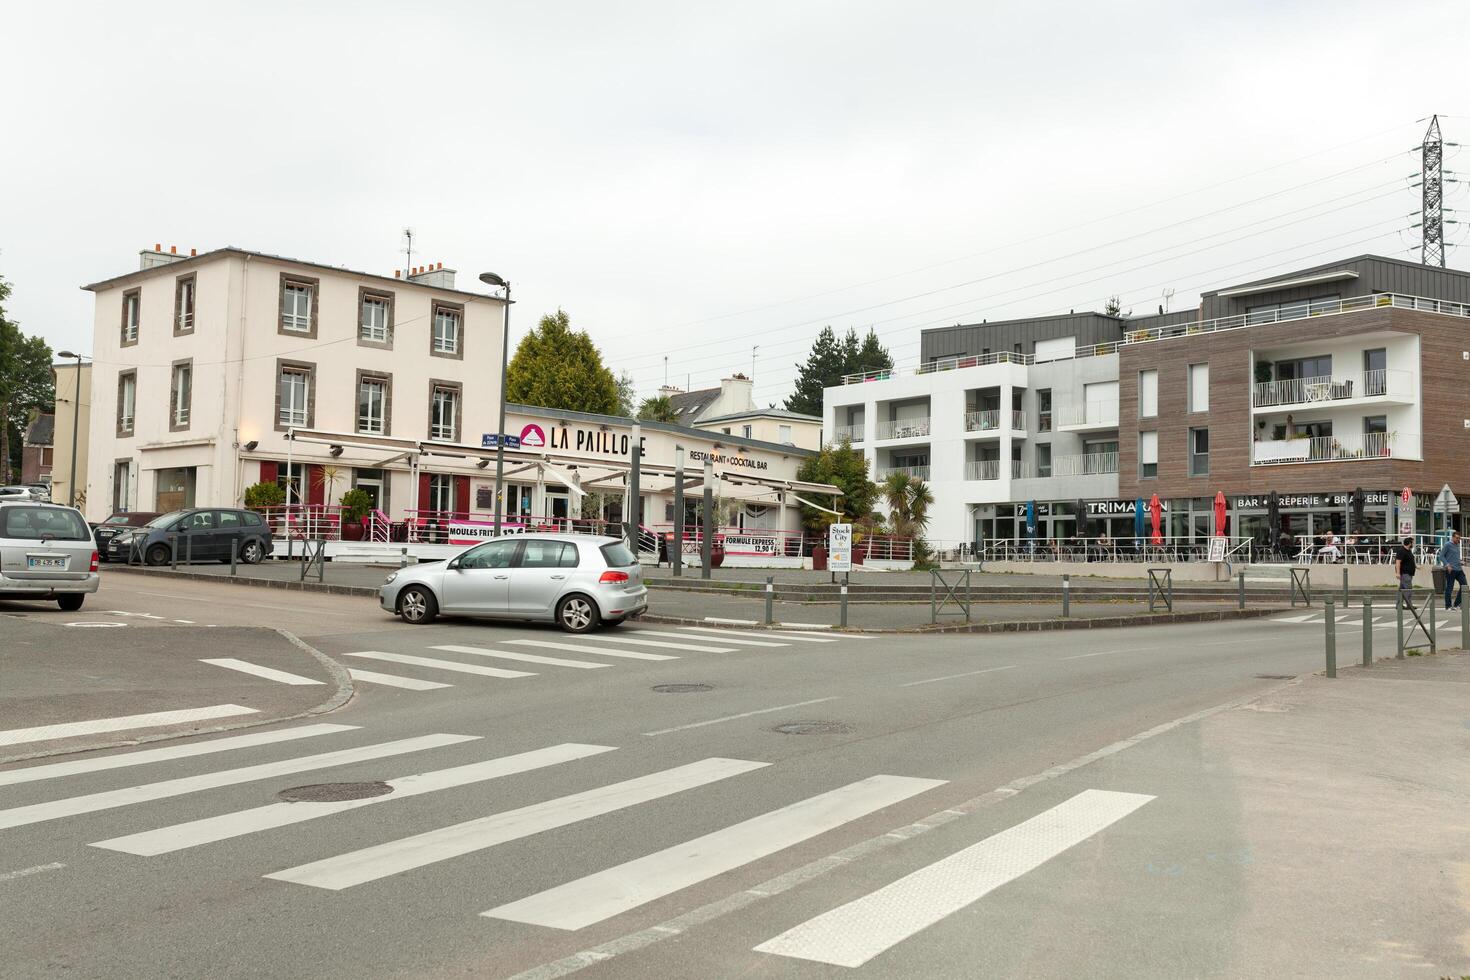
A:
1252,431,1400,465
1252,369,1413,408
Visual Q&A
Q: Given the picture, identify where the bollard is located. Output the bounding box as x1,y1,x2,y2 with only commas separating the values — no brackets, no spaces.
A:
1396,594,1405,659
1362,598,1372,666
230,537,239,576
840,582,849,629
185,531,193,567
1462,597,1469,651
1342,567,1350,608
764,576,774,626
1062,574,1071,618
1324,596,1336,678
170,532,178,571
400,547,409,569
1237,570,1246,610
1429,593,1437,653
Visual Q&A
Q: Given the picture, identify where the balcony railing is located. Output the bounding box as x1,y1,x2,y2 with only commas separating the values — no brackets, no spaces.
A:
843,350,1030,384
966,459,1000,481
875,417,931,440
1251,369,1412,408
878,464,931,481
1011,409,1026,430
1057,403,1120,428
1252,431,1400,465
832,423,865,443
964,409,1000,432
1053,451,1119,476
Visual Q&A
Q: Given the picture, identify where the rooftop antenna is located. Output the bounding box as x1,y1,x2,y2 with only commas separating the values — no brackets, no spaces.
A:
752,345,759,382
664,355,668,389
402,227,415,277
1422,116,1445,267
1162,288,1176,313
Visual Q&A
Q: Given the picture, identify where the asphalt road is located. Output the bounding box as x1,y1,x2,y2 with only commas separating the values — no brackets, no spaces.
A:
0,571,1463,978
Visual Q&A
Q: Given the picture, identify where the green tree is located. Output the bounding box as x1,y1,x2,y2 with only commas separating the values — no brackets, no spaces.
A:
636,395,678,423
880,471,935,568
785,327,892,416
0,278,54,484
614,370,637,417
505,309,619,415
794,438,877,533
853,328,893,374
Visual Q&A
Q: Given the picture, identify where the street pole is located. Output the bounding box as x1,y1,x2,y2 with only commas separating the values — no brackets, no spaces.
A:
68,353,83,507
480,272,513,537
701,459,714,579
626,423,641,549
672,447,684,577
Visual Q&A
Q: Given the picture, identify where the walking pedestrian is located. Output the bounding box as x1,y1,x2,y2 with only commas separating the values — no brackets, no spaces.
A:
1437,529,1464,610
1394,535,1417,609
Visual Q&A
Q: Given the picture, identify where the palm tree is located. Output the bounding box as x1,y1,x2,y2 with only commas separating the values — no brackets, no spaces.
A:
881,471,934,540
636,395,679,423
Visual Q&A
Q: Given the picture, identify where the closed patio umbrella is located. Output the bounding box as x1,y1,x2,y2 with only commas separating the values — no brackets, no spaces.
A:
1025,500,1037,552
1149,493,1163,546
1213,491,1227,536
1075,498,1089,538
1134,497,1145,540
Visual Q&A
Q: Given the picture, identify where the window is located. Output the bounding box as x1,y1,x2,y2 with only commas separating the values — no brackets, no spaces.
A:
1274,354,1331,381
1036,444,1052,478
430,383,460,441
723,427,731,435
278,276,317,336
1037,389,1052,432
121,290,140,346
427,473,453,512
276,363,312,428
1246,294,1339,324
113,460,133,511
174,275,195,334
1364,348,1387,395
520,539,579,568
1189,427,1209,476
1187,363,1209,413
742,424,752,439
431,303,463,357
778,424,793,444
357,374,389,435
600,541,638,567
2,506,90,540
170,360,192,430
116,371,137,437
360,294,390,345
1139,430,1158,478
459,539,519,569
276,461,305,503
1138,370,1158,418
243,511,264,527
217,511,242,530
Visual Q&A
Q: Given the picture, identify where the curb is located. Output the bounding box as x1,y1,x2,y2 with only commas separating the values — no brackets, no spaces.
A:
107,563,379,597
638,605,1285,634
0,628,355,767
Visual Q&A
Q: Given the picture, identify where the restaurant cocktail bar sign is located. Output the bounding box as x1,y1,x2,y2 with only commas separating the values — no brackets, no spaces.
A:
1230,490,1392,509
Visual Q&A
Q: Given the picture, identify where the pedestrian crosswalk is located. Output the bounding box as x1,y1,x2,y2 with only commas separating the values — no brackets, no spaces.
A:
0,722,1152,971
1269,609,1461,630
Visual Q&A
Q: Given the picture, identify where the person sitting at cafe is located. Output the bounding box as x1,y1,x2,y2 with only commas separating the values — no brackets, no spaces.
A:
1319,532,1341,563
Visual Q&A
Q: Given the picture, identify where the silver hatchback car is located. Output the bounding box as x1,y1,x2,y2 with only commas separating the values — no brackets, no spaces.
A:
0,502,101,611
380,533,648,632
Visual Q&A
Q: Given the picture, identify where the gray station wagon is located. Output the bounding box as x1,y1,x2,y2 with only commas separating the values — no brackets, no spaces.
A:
0,502,100,610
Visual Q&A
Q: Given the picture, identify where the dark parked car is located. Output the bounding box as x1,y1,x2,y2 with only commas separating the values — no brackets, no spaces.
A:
91,511,161,560
107,508,274,565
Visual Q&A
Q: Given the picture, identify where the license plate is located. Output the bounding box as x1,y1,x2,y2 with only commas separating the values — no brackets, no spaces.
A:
27,557,66,570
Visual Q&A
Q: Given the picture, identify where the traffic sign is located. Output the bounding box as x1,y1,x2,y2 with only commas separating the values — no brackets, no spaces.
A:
828,523,853,573
481,433,522,449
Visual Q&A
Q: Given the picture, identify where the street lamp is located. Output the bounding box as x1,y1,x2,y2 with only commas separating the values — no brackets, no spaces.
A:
56,350,87,508
478,272,512,535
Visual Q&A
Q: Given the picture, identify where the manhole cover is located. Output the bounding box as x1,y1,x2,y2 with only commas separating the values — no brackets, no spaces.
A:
1255,674,1294,680
652,683,713,693
277,781,394,803
772,721,853,735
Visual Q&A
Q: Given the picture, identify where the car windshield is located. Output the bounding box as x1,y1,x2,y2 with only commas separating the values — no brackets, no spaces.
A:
599,541,638,567
2,506,91,541
104,514,135,525
143,511,188,529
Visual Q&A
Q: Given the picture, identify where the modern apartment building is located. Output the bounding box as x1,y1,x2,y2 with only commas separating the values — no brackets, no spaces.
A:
81,245,505,521
823,254,1470,549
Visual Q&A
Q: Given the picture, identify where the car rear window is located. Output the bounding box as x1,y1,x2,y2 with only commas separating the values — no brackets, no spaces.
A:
599,542,637,567
243,511,264,527
2,507,91,541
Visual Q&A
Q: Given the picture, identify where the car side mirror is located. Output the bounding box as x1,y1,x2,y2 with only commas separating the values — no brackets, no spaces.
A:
447,558,461,570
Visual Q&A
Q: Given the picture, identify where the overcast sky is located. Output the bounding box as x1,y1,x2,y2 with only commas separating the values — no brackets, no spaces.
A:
2,1,1467,408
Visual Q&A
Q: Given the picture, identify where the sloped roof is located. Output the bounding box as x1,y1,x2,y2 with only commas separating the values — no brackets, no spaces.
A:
696,408,821,424
667,387,722,424
24,413,55,447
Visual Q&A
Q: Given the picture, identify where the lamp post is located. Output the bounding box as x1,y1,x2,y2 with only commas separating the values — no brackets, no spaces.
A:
56,350,87,508
478,272,513,535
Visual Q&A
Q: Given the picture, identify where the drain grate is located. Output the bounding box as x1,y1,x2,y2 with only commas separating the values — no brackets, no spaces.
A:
772,720,853,735
652,683,713,694
1255,674,1294,680
278,781,394,803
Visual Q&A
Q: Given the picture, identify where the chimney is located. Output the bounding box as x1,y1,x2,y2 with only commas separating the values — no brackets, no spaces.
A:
658,384,685,399
138,243,192,270
719,373,755,413
407,262,457,289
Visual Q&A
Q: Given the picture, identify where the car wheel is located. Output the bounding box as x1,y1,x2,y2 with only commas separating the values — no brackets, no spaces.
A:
145,543,171,566
57,594,85,612
240,540,264,565
556,594,599,634
398,586,438,625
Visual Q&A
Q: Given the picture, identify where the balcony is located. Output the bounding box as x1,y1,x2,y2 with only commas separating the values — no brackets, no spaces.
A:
1251,370,1413,411
1053,451,1119,476
832,423,865,444
965,459,1001,481
963,409,1027,436
878,464,931,481
1252,431,1408,465
1055,403,1120,433
875,417,931,441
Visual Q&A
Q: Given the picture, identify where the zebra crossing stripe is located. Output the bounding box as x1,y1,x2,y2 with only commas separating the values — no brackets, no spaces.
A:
628,630,789,648
483,774,947,931
92,743,616,856
0,724,358,788
431,645,611,670
754,789,1154,967
683,627,837,644
0,733,479,832
0,704,259,748
266,758,769,891
564,635,734,653
199,659,324,686
346,670,451,691
345,651,536,678
506,640,676,662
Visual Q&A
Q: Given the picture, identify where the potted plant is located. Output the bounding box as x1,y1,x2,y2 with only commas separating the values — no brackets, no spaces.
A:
339,488,373,541
243,481,285,512
710,540,726,569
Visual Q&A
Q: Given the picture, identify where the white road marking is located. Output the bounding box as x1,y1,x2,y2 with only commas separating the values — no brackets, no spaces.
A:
65,622,125,628
629,630,789,648
344,651,536,678
93,743,616,856
754,788,1155,967
484,774,948,931
704,617,758,625
0,704,259,748
682,626,834,644
899,666,1016,687
774,622,833,631
267,758,769,891
506,640,676,662
173,619,195,624
0,733,478,831
199,658,324,686
1059,650,1121,661
643,697,840,737
346,669,451,691
0,724,357,788
431,645,611,670
766,630,850,642
0,862,66,883
563,635,733,653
